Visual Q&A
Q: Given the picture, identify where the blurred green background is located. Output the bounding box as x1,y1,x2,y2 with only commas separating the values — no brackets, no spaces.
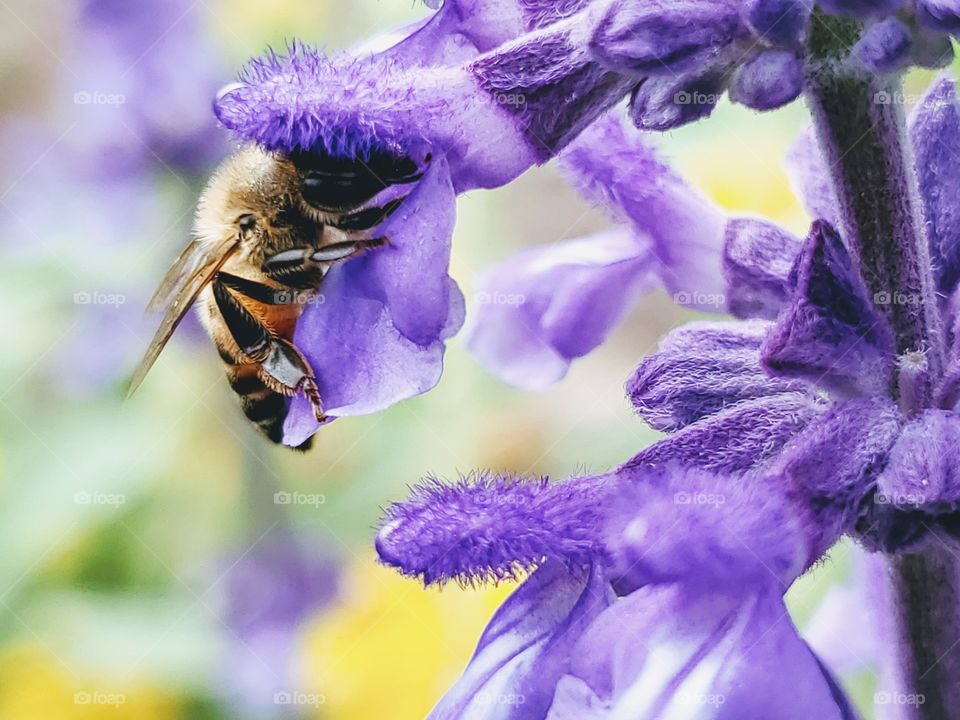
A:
0,1,955,717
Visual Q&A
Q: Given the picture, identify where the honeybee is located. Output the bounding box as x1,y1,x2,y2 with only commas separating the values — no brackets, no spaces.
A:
129,144,425,450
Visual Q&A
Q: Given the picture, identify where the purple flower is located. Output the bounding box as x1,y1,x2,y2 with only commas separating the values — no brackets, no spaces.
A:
282,157,465,446
376,465,855,718
210,1,960,434
464,114,726,389
627,76,960,554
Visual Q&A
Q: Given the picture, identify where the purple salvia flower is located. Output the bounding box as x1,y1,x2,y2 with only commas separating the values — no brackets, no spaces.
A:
215,0,960,175
377,473,608,585
723,218,805,319
378,463,855,718
730,49,805,110
623,76,960,555
282,157,465,446
853,17,914,74
742,0,812,45
464,114,725,389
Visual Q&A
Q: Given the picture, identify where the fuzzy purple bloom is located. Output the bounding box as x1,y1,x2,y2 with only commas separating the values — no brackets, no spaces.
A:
587,0,743,77
742,0,811,45
378,462,855,718
731,50,805,111
854,17,914,74
724,218,804,320
629,77,960,555
910,77,960,294
377,473,608,585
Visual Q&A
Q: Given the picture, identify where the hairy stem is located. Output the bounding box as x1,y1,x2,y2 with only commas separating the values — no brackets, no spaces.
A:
805,13,944,380
805,11,960,719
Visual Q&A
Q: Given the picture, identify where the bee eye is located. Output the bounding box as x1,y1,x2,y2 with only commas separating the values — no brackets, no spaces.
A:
238,214,257,232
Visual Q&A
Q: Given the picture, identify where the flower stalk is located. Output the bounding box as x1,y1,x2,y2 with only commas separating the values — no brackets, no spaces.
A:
805,13,944,381
805,11,960,718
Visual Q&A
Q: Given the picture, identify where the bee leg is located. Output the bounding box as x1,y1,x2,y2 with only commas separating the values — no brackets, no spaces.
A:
259,341,327,423
262,238,387,280
330,197,407,232
212,277,326,423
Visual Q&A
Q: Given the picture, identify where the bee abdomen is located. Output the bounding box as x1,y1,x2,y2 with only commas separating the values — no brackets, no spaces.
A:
226,364,313,451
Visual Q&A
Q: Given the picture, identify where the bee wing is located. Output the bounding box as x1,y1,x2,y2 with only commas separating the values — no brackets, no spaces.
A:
127,236,240,397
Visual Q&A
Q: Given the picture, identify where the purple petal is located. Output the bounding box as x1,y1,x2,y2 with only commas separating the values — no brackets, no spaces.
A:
429,563,613,720
730,50,804,111
562,116,727,302
818,0,904,19
742,0,811,45
724,217,805,320
466,114,727,390
762,221,896,396
589,0,743,76
377,0,530,61
853,17,913,74
910,76,960,295
868,410,960,551
625,391,824,474
283,158,463,446
605,465,820,594
785,128,841,228
772,397,903,537
916,0,960,32
218,9,635,191
215,44,540,190
464,229,653,390
655,318,773,353
628,320,806,432
376,473,609,585
548,585,856,720
629,72,725,130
